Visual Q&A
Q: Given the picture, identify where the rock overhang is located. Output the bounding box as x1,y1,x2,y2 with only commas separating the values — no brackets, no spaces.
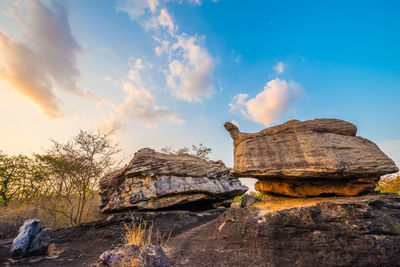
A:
224,118,398,197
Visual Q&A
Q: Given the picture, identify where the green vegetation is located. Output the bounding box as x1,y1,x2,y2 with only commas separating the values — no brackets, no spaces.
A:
232,194,245,203
232,192,264,204
0,130,120,230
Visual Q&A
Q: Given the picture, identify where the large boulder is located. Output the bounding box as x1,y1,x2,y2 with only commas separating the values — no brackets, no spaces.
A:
224,118,398,197
10,219,51,259
99,148,248,213
167,194,400,266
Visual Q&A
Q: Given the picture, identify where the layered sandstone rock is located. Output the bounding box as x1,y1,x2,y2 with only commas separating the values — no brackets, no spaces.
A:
99,148,247,213
167,194,400,266
254,177,379,197
224,118,398,197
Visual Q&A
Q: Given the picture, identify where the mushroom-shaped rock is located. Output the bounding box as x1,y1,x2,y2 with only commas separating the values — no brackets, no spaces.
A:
224,118,398,197
99,148,248,213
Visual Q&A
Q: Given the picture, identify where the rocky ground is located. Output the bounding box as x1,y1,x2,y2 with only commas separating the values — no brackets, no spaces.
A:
0,209,226,266
168,193,400,267
2,193,400,266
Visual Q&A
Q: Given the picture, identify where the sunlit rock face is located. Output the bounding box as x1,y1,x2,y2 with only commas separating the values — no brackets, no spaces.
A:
254,177,379,197
99,148,248,213
225,118,398,197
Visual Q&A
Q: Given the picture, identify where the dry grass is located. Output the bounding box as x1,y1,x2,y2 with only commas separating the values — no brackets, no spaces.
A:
123,218,170,249
0,203,41,239
123,220,152,248
0,195,102,239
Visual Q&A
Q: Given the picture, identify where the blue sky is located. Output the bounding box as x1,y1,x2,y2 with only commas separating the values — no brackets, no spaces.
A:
0,0,399,185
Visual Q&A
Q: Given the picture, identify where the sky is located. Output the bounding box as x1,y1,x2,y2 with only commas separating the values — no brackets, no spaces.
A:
0,0,399,190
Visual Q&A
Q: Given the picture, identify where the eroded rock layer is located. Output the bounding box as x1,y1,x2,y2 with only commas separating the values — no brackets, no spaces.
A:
99,148,247,213
224,118,398,179
255,177,378,197
168,194,400,266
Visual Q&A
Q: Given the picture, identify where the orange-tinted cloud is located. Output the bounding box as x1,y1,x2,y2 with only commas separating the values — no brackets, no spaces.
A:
0,33,61,118
0,0,83,118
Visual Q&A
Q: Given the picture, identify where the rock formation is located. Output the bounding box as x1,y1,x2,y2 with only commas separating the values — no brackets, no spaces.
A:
224,118,398,197
10,219,50,259
99,148,247,213
167,194,400,266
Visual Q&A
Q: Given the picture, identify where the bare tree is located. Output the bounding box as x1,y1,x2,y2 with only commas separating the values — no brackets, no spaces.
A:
191,144,212,160
34,130,120,226
160,143,212,160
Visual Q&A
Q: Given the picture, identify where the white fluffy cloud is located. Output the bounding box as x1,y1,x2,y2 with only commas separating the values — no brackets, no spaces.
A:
165,35,214,101
100,58,183,131
230,79,301,126
115,0,215,102
274,62,285,74
0,0,86,118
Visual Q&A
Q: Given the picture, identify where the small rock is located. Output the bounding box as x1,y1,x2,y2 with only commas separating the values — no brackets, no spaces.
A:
240,195,260,208
99,245,169,266
139,245,169,267
11,219,51,259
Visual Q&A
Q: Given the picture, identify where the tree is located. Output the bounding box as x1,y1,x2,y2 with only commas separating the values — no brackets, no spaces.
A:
0,152,31,206
191,144,212,160
160,143,212,160
34,130,120,226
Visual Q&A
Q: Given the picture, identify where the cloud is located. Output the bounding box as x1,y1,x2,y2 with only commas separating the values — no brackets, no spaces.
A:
231,120,239,127
0,0,84,118
99,58,183,131
231,49,242,63
230,78,301,126
274,62,285,74
379,139,400,167
117,82,183,127
115,0,159,20
165,35,214,101
0,33,61,117
115,0,215,102
229,93,249,117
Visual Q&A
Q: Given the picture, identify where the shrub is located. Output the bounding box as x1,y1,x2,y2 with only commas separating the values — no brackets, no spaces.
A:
232,194,245,203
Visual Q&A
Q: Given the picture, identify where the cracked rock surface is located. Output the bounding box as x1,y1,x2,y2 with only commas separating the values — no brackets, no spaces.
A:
99,148,247,213
167,194,400,266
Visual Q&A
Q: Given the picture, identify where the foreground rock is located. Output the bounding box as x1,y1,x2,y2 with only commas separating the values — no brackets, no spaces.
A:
167,193,400,266
224,118,398,197
99,148,247,213
99,244,169,267
10,219,50,259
